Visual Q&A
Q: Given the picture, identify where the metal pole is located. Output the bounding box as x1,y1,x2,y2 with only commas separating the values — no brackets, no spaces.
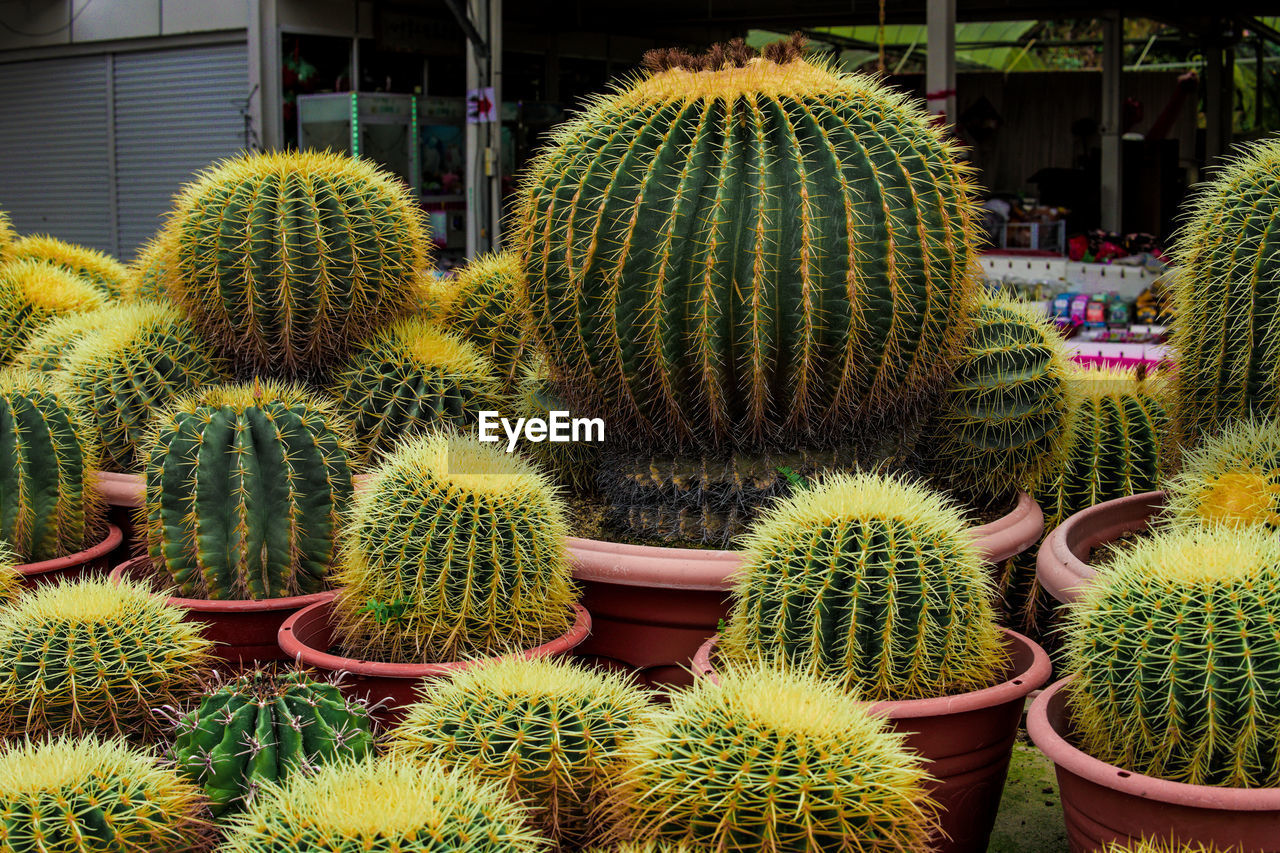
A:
1100,10,1123,233
464,0,490,258
489,0,502,248
925,0,956,126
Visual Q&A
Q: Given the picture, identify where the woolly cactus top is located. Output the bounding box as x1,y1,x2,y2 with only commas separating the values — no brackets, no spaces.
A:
366,429,563,504
0,735,197,802
0,259,106,315
10,235,129,298
1165,417,1280,530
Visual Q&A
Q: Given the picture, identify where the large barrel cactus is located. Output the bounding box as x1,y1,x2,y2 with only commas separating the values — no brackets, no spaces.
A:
143,382,355,600
517,36,980,451
164,150,431,376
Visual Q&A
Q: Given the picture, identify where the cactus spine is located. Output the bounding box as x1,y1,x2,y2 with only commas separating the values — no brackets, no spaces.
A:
124,232,170,301
144,381,355,600
514,358,602,494
517,38,980,452
0,260,106,364
1164,416,1280,529
10,234,129,299
165,150,431,377
0,209,13,263
436,250,530,390
1103,842,1238,853
0,541,20,605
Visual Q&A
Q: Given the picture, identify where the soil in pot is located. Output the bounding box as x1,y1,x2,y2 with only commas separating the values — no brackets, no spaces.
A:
15,524,124,588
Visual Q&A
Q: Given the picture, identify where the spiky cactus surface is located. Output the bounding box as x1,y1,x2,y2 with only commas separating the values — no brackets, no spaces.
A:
164,150,431,377
612,663,936,851
0,260,106,364
721,471,1006,700
0,576,210,739
144,381,354,601
1065,525,1280,787
332,432,576,663
125,232,169,301
219,757,544,853
518,37,980,452
389,657,651,847
587,846,696,853
63,302,229,473
514,358,602,495
0,541,20,605
1170,137,1280,445
10,234,129,299
1103,841,1238,853
436,250,529,390
331,317,501,464
0,210,14,262
169,668,375,816
1165,416,1280,529
0,735,210,852
13,304,123,372
0,369,102,562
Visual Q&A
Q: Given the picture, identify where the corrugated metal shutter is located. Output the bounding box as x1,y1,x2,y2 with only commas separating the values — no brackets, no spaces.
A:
0,56,112,252
113,42,248,259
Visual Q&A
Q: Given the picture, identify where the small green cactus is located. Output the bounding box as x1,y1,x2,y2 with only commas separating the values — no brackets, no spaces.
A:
388,657,652,847
168,668,375,816
144,381,355,601
165,150,431,377
0,369,103,562
331,431,577,663
10,234,129,299
124,232,170,301
330,317,501,463
62,301,230,473
218,757,544,853
0,735,211,852
0,540,21,604
436,250,529,390
0,576,210,739
0,260,106,364
1065,524,1280,787
720,470,1006,700
611,663,937,851
1165,416,1280,530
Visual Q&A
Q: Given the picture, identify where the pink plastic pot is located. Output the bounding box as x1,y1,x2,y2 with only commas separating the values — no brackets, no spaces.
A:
91,470,144,560
109,557,335,665
1028,677,1280,851
1038,491,1166,606
570,491,1043,690
15,524,124,587
278,597,592,726
693,628,1051,853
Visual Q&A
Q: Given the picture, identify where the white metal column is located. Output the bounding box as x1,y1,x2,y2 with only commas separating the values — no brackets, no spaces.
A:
1100,10,1123,233
925,0,956,126
464,0,501,258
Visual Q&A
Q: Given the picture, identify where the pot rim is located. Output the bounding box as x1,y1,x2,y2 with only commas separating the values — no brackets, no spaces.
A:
90,470,145,508
1028,675,1280,810
109,556,338,612
1038,490,1166,606
15,524,124,577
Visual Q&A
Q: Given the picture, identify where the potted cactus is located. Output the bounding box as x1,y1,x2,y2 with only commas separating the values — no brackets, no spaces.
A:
1029,525,1280,849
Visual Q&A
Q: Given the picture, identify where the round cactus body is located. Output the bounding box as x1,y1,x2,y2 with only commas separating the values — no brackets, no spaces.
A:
436,250,529,390
165,150,431,377
0,369,102,562
0,576,210,738
518,39,980,452
169,668,375,816
1065,525,1280,787
10,234,129,299
219,757,543,853
0,260,106,364
144,381,355,601
1165,417,1280,530
721,470,1006,700
613,664,936,851
63,302,230,473
332,432,576,663
12,304,127,372
0,735,210,852
331,317,501,463
389,657,651,846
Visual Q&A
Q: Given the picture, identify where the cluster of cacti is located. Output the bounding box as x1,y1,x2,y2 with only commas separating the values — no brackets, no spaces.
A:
517,36,981,453
0,576,210,738
13,304,124,372
923,295,1074,495
0,369,102,562
611,663,936,851
1065,524,1280,787
0,259,106,363
125,232,170,301
720,470,1006,700
62,301,229,472
219,757,543,853
164,150,431,377
330,316,501,463
514,358,602,494
143,381,355,601
168,668,375,816
389,657,651,846
331,432,576,663
1164,416,1280,529
1169,136,1280,446
0,540,21,604
435,250,529,390
0,736,211,850
10,234,129,299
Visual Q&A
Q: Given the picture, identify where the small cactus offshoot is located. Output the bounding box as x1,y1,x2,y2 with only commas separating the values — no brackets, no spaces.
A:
10,234,129,299
435,250,529,390
0,260,106,364
1165,416,1280,530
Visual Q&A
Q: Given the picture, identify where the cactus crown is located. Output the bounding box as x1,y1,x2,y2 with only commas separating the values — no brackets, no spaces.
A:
10,235,129,299
436,250,529,389
14,304,125,372
1165,416,1280,529
0,260,106,364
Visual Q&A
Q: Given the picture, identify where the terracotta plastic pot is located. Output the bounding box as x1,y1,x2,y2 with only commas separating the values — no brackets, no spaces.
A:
693,628,1051,853
1028,676,1280,851
569,491,1043,690
278,597,593,726
15,524,124,587
91,470,144,560
109,557,335,665
1038,491,1166,606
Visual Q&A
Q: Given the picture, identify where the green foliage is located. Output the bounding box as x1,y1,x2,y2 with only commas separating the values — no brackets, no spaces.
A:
1065,525,1280,787
10,234,129,299
143,381,355,601
169,668,375,817
389,657,652,847
331,432,576,663
0,260,106,364
165,150,431,377
436,250,530,390
1165,416,1280,530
